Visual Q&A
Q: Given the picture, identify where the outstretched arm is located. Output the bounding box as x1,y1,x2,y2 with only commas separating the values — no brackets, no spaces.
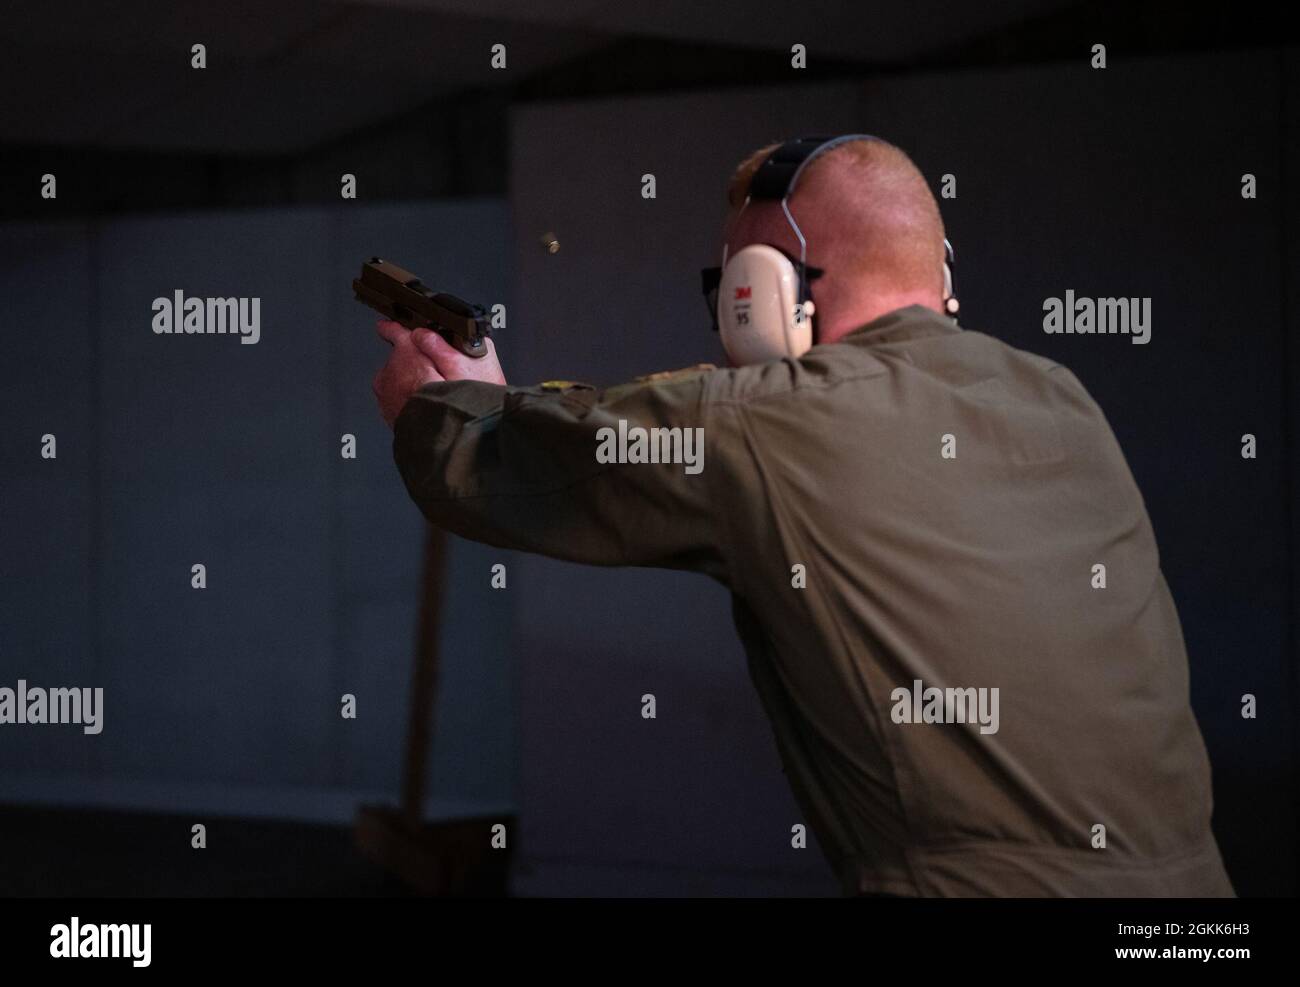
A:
377,323,726,578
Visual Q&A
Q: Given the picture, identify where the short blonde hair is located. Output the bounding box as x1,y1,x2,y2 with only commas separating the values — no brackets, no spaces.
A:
725,137,946,293
726,141,782,209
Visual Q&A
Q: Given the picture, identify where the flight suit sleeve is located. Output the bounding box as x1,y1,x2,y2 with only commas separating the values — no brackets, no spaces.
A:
391,373,728,580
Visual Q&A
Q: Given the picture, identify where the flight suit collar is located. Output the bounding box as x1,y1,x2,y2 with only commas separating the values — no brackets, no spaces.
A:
837,304,962,347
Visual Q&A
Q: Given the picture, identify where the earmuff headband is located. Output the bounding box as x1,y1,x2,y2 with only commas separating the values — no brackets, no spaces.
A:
747,134,883,201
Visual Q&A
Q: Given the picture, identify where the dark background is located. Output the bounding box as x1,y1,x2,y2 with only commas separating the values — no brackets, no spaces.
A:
0,0,1295,896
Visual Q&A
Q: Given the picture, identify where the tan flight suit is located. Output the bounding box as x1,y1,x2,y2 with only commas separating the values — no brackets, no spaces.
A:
392,303,1234,897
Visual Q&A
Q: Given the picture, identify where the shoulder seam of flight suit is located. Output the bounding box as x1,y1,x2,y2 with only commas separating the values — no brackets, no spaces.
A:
697,393,736,589
697,397,740,590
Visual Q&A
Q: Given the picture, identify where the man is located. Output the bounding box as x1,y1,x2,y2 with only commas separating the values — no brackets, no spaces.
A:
371,135,1234,897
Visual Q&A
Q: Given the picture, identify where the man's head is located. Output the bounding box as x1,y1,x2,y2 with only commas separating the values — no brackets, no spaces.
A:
722,137,948,346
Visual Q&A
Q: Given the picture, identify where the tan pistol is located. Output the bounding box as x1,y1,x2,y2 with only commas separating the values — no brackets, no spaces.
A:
353,257,491,358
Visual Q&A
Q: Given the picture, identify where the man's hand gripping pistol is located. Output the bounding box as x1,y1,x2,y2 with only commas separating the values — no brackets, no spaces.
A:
352,257,491,358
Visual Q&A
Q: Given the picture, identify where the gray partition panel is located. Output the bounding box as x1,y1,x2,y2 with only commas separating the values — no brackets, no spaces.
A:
0,222,96,778
0,200,515,821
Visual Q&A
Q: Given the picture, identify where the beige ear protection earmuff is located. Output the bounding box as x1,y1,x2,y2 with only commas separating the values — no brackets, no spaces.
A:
714,244,816,365
701,134,958,365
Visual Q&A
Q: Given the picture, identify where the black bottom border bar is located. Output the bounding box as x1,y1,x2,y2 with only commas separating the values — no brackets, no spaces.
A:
0,895,1286,974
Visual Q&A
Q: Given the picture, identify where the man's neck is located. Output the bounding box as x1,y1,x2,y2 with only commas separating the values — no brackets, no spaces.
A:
817,293,944,346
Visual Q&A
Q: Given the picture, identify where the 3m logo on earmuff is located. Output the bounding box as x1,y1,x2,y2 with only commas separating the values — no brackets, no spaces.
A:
733,284,752,326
